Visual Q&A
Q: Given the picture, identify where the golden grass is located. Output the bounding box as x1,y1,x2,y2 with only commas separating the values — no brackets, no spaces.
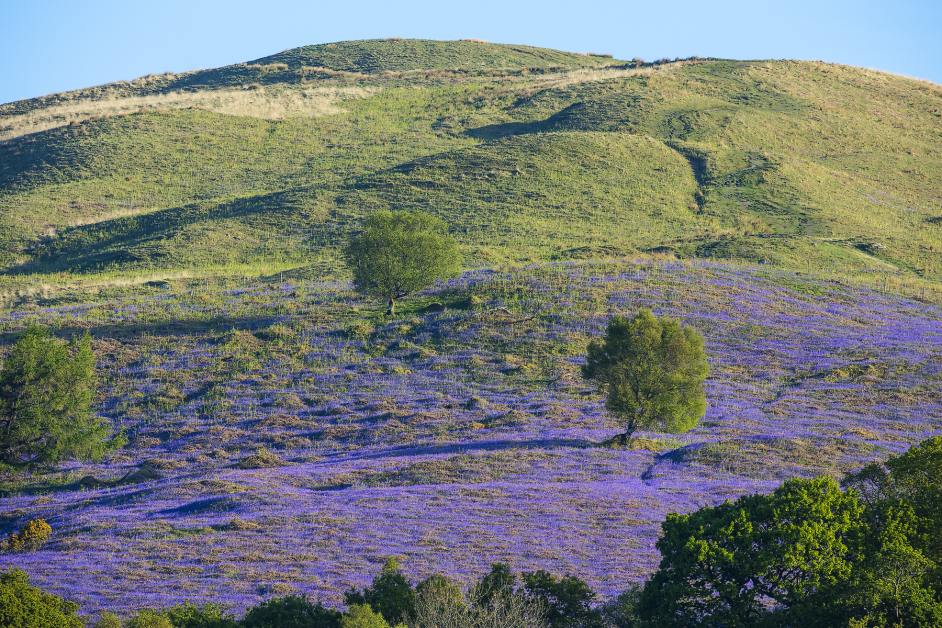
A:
0,85,377,141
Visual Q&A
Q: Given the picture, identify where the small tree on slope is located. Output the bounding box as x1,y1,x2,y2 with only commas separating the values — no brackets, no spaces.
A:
343,210,461,316
582,309,708,444
0,325,117,471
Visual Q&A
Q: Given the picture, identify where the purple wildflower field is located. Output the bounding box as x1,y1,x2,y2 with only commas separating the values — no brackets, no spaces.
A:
1,259,940,616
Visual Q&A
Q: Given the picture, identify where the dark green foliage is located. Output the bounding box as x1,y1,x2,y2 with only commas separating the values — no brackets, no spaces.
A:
0,326,119,471
0,568,83,628
344,557,416,625
472,562,517,607
582,309,708,441
598,586,642,628
844,502,942,626
840,436,942,625
521,570,601,627
343,210,461,315
638,476,866,626
241,595,341,628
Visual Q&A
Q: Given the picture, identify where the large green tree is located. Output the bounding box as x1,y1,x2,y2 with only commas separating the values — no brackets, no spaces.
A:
582,309,708,443
841,436,942,625
0,325,116,471
638,476,867,627
343,210,461,316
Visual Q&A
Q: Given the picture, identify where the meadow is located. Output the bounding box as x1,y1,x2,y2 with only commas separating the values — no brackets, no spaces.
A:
1,258,939,615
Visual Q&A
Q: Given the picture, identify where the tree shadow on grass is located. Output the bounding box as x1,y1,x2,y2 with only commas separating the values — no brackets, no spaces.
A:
0,314,280,344
325,437,597,462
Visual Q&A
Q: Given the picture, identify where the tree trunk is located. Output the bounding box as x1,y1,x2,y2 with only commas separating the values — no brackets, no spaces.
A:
386,296,396,317
619,419,637,446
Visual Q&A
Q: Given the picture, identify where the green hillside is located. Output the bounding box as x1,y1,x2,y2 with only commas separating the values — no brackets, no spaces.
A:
251,38,621,73
0,39,940,293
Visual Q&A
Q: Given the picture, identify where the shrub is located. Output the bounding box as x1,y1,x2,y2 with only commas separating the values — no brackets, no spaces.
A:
93,611,123,628
464,564,546,627
126,609,173,628
340,604,391,628
471,563,516,607
163,601,237,627
343,210,461,316
241,595,341,628
468,588,545,628
0,568,83,627
582,309,708,443
345,557,416,625
521,570,600,627
0,325,119,471
411,574,467,627
1,517,52,551
598,586,642,627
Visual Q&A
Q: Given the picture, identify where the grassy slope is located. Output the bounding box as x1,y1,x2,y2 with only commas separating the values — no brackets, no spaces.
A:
0,41,940,290
251,38,621,72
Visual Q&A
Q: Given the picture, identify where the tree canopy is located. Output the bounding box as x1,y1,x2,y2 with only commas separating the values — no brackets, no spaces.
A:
343,210,461,315
0,326,118,471
582,309,708,442
640,439,942,627
0,569,83,628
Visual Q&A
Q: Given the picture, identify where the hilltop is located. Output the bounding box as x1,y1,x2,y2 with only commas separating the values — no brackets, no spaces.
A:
0,38,939,295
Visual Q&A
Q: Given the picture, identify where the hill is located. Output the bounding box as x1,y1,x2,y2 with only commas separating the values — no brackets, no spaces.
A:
0,39,941,617
0,39,940,293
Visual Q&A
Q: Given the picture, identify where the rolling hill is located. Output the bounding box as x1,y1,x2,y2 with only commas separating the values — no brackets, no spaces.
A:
1,39,940,289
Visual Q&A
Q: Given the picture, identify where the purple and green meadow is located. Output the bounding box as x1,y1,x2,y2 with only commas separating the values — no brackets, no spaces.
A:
1,259,940,615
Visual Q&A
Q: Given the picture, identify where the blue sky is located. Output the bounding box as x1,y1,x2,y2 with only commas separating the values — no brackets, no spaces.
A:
2,0,940,104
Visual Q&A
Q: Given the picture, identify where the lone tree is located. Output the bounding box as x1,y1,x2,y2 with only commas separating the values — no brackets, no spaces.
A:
0,326,117,471
343,210,461,316
582,309,707,444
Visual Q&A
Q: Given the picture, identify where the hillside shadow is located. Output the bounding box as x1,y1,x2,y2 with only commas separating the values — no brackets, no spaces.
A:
0,314,279,344
326,437,596,462
6,187,319,275
465,120,543,140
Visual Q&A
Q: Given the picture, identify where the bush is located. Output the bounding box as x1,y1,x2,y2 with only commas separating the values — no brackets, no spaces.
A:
241,595,341,628
412,574,467,627
598,586,642,627
93,611,123,628
1,517,52,551
340,604,391,628
471,563,516,607
582,309,708,443
163,601,237,627
343,210,461,316
344,557,416,625
0,568,83,627
126,609,173,628
0,326,119,471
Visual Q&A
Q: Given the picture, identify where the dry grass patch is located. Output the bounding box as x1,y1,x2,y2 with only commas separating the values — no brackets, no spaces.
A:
0,85,377,141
